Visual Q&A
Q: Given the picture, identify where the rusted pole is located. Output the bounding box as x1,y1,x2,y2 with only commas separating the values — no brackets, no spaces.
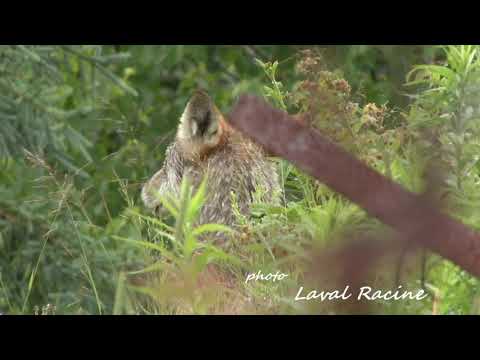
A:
228,95,480,278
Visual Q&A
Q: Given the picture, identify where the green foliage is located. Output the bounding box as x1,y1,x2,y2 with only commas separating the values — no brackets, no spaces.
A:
406,45,480,209
1,45,480,314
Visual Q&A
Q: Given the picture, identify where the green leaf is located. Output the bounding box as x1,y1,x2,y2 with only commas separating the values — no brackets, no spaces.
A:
65,125,93,163
254,58,266,69
51,149,90,179
186,176,207,223
191,223,233,237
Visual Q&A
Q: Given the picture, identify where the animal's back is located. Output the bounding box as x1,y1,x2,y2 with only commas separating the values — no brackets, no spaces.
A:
187,131,280,226
141,90,281,238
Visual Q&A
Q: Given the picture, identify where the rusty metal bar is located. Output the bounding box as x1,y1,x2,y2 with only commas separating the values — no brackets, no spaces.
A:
228,95,480,278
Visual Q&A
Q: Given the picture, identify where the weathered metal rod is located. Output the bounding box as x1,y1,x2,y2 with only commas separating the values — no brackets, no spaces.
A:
228,95,480,278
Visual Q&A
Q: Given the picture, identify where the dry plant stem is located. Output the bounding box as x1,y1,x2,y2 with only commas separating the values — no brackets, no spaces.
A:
228,95,480,278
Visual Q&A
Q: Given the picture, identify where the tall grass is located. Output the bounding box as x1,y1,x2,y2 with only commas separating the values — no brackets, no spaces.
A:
2,46,480,314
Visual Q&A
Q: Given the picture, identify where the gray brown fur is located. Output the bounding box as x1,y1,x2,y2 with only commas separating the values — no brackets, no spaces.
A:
141,91,281,241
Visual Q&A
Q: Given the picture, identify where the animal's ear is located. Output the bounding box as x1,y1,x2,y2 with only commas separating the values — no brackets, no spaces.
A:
192,88,210,97
184,90,225,127
179,90,222,139
188,89,213,111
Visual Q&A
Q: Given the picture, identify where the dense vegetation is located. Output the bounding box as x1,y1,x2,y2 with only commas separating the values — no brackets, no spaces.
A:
1,45,479,315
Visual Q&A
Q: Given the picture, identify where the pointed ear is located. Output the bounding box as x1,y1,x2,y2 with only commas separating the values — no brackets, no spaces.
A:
178,90,217,140
188,89,213,111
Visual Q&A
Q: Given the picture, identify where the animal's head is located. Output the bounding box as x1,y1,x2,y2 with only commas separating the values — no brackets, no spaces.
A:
176,90,229,159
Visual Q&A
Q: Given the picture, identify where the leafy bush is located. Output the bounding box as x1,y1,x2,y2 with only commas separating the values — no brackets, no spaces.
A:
1,45,479,314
